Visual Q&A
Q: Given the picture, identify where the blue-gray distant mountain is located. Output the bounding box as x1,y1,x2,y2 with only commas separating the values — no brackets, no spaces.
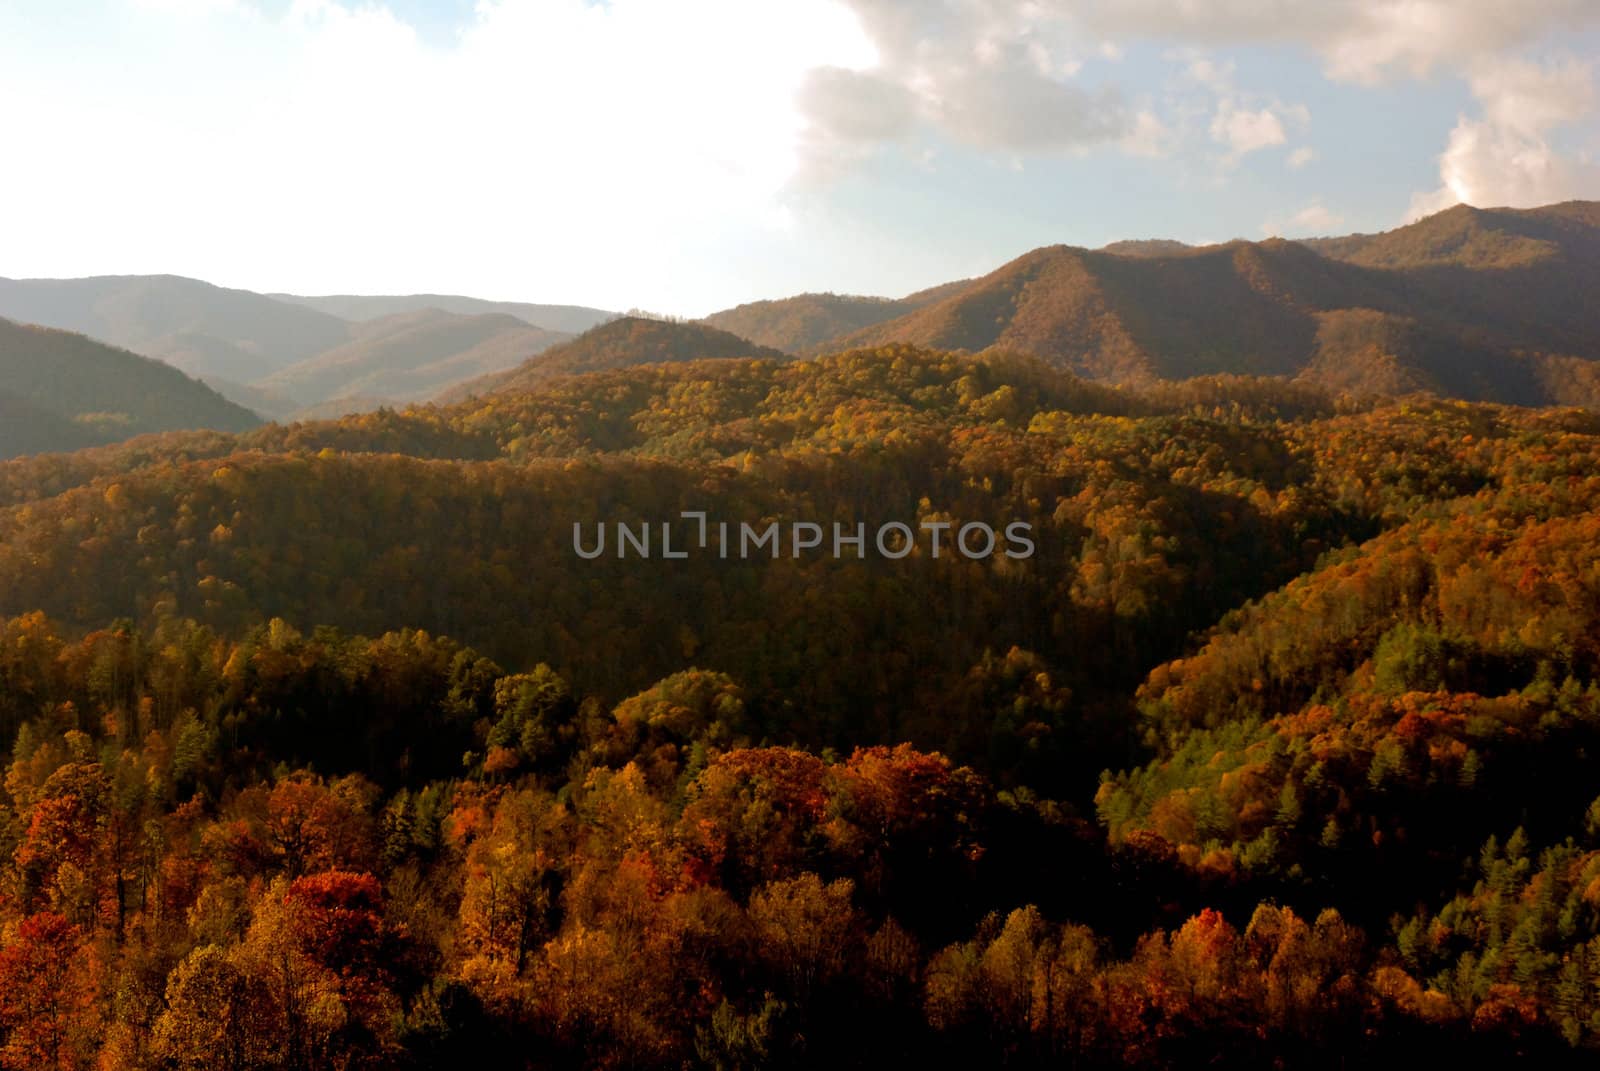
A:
0,274,350,381
271,292,614,335
0,276,607,413
258,308,574,409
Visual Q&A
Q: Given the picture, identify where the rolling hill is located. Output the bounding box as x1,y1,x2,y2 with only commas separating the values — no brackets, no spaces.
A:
12,203,1600,1068
197,377,303,422
1304,200,1600,269
1099,238,1195,257
0,274,351,381
441,316,788,399
0,276,610,413
0,317,262,458
12,340,1600,1063
270,292,615,335
6,201,1599,420
257,308,572,408
700,281,968,355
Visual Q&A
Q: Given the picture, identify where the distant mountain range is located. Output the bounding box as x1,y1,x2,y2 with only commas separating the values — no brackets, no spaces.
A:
0,276,613,419
257,309,573,410
3,200,1600,452
696,200,1600,407
0,274,349,383
0,317,260,458
269,293,613,336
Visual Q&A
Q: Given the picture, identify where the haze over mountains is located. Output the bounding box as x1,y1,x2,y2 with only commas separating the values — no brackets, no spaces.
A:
0,275,349,383
269,293,614,335
0,276,612,420
2,199,1599,459
258,309,574,410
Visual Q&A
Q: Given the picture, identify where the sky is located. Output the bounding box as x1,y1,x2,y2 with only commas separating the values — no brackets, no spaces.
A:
1,0,1598,316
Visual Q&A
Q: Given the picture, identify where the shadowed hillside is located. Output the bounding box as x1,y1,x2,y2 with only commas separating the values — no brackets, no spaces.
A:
0,317,262,458
0,389,100,457
822,201,1600,405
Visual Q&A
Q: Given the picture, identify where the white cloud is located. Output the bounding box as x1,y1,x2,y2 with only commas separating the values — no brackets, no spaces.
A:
1069,0,1600,212
794,0,1598,181
5,0,1598,310
129,0,242,12
794,64,920,181
1471,55,1594,131
1408,55,1600,217
0,0,877,312
797,0,1134,173
1290,200,1344,233
1074,1,1600,85
1320,2,1596,85
798,66,919,143
1121,110,1173,158
1264,199,1344,236
1176,53,1309,165
1211,105,1287,155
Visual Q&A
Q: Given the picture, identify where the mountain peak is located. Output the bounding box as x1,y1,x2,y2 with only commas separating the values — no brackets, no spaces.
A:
443,316,787,401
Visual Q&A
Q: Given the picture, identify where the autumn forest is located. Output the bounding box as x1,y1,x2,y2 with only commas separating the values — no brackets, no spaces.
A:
2,327,1600,1069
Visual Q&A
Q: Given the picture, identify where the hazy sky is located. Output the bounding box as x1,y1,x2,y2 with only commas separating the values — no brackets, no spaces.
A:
2,0,1598,315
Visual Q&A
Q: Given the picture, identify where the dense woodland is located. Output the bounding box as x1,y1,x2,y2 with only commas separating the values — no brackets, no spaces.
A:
5,346,1600,1066
0,318,260,456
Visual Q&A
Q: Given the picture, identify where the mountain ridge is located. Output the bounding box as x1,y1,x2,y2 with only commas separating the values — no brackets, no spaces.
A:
806,201,1600,405
270,292,615,335
5,200,1600,417
440,316,789,400
258,308,573,409
0,316,262,458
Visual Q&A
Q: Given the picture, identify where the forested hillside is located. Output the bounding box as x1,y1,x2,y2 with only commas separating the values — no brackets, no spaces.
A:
441,316,788,399
701,281,968,354
0,318,262,458
813,202,1600,404
0,389,101,457
3,344,1600,1065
